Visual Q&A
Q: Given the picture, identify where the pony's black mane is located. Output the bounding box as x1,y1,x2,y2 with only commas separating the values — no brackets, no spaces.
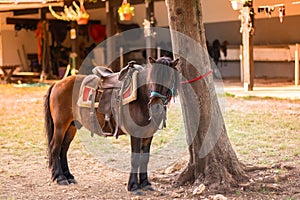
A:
147,56,178,99
155,56,173,66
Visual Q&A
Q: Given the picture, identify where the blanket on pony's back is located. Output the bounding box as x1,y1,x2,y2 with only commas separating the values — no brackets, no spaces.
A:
75,61,142,138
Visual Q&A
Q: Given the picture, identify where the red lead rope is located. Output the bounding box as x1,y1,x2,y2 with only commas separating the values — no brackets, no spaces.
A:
180,70,213,84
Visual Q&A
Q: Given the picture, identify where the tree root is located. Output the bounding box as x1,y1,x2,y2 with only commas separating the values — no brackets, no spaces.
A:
244,165,271,172
175,161,295,193
175,163,196,185
237,162,297,193
175,160,248,192
244,163,295,172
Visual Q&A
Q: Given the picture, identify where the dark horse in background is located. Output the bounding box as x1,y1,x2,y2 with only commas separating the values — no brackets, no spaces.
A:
44,57,179,194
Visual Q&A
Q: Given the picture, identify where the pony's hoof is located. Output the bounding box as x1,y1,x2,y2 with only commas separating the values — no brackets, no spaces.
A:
142,185,154,191
131,189,144,196
68,178,77,184
57,179,69,185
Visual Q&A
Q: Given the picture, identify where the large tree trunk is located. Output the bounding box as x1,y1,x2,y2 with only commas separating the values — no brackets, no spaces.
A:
166,0,248,189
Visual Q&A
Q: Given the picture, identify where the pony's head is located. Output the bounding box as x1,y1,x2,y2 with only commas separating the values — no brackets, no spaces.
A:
147,56,179,106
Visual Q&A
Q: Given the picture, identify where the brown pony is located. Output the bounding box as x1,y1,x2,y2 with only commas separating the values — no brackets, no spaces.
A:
44,57,179,194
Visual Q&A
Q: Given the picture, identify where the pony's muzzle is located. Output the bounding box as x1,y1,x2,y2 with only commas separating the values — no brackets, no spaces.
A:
148,97,163,106
148,99,166,129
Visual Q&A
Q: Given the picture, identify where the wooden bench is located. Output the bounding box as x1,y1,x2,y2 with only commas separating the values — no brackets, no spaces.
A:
220,45,296,62
12,72,40,82
219,45,300,85
0,65,19,83
0,65,40,83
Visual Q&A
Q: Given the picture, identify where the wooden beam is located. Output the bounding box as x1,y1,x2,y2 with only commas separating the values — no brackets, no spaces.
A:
13,8,39,16
84,0,164,10
6,17,100,26
1,0,164,14
295,43,299,86
6,17,39,25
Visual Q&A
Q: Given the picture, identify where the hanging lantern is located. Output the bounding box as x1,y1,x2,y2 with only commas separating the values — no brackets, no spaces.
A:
75,0,90,25
279,6,285,23
118,0,135,21
49,0,89,25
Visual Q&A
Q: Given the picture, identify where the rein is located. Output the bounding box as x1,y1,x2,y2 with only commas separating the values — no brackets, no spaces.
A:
180,70,213,84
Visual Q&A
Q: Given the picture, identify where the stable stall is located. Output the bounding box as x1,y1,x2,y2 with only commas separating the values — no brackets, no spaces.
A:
0,0,165,83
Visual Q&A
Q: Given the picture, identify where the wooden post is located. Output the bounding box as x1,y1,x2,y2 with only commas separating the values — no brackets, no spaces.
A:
70,22,76,54
157,46,161,58
241,4,254,91
105,1,118,70
240,45,244,82
70,21,77,75
145,0,154,60
40,7,53,80
295,43,299,86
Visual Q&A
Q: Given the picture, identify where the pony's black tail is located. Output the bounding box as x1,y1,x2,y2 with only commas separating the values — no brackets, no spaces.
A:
44,83,55,167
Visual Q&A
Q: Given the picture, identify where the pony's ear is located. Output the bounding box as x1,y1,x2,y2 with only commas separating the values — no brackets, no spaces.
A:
172,58,180,68
148,57,156,64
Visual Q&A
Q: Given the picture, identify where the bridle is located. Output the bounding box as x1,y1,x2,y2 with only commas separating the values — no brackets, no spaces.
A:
147,68,177,129
148,68,177,106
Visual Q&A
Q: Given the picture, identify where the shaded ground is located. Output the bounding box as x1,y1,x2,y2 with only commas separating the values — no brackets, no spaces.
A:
0,83,300,199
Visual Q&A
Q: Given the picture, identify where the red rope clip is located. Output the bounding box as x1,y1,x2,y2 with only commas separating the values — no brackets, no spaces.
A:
180,70,213,84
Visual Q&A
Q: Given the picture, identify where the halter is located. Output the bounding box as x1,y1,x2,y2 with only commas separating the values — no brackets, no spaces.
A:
147,70,177,130
149,91,170,105
149,74,177,105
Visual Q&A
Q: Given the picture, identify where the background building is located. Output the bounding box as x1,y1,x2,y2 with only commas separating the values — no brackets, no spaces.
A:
0,0,299,79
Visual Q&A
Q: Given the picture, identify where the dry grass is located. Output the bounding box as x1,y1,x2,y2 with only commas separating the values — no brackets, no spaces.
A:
1,84,299,167
224,97,300,166
0,85,47,151
0,83,300,199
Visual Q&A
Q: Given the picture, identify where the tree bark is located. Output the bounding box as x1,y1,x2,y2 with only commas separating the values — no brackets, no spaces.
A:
166,0,248,189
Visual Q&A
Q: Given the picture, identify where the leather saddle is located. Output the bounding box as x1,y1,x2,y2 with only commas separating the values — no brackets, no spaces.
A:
91,61,142,138
93,67,121,89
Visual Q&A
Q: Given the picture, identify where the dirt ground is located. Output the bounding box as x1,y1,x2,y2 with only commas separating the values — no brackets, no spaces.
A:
0,84,300,200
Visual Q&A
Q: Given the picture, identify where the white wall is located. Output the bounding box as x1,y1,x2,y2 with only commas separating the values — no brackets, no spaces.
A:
1,29,37,67
202,1,239,23
0,12,37,67
202,0,300,23
0,12,14,65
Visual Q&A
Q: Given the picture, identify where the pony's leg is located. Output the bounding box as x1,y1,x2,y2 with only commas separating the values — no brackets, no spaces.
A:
139,137,154,191
60,124,77,184
128,136,142,193
50,122,70,185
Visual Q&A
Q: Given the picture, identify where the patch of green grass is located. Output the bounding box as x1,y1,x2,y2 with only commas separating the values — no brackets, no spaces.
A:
235,190,241,195
293,151,300,157
259,184,270,194
240,95,256,100
225,92,235,98
224,99,300,165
